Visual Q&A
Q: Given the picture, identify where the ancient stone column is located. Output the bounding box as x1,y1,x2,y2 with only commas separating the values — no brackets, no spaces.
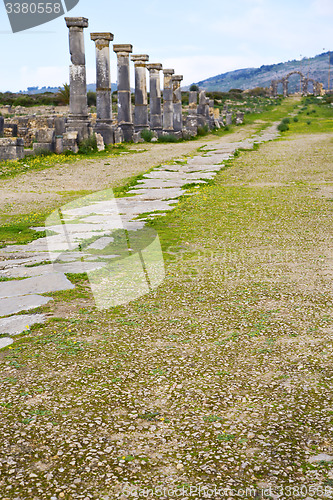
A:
283,79,288,97
172,75,183,133
208,99,215,128
90,32,114,144
113,44,133,142
147,63,163,135
163,69,174,132
197,90,207,128
65,17,91,140
314,82,320,96
185,90,198,136
205,97,210,123
131,54,149,132
301,77,308,96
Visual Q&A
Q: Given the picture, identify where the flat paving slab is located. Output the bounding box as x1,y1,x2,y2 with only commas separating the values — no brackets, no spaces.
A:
0,295,52,316
0,273,75,299
0,314,46,335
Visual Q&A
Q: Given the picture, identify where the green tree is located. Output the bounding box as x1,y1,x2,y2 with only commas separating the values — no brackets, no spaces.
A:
57,84,70,105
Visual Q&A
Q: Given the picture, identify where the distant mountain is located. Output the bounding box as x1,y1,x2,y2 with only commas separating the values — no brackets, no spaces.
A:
192,52,332,93
19,83,117,94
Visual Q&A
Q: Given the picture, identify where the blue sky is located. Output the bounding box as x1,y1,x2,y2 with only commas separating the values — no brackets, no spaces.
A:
0,0,332,91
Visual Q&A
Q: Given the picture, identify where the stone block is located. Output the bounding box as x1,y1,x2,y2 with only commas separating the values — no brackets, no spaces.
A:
120,123,134,142
4,123,18,137
55,137,64,154
55,117,67,136
235,112,244,125
0,116,4,136
114,127,123,144
173,131,183,139
63,131,79,153
133,132,144,143
35,128,55,144
33,143,54,153
225,113,233,126
0,137,24,161
93,122,114,145
95,133,105,151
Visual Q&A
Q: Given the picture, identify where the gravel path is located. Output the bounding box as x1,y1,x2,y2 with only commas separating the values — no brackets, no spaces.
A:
0,127,257,219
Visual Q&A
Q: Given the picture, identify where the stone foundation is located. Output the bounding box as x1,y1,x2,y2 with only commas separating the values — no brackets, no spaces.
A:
0,137,24,160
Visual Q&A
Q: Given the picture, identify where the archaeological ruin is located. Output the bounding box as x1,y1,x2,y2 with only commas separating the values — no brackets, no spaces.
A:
270,71,323,97
1,15,325,162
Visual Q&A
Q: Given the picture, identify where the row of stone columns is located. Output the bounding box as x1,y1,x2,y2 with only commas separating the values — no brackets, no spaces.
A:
65,17,217,145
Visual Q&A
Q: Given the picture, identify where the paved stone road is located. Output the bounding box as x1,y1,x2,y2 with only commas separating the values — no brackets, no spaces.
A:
0,124,279,348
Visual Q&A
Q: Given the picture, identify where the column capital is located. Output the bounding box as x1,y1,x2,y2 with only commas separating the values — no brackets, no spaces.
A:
172,75,183,82
131,54,149,64
147,63,163,71
163,69,174,76
65,17,88,29
91,32,114,43
113,44,133,54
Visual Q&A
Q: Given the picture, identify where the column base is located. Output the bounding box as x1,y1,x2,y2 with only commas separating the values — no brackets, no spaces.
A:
134,125,149,133
120,123,134,142
94,121,114,145
66,116,92,142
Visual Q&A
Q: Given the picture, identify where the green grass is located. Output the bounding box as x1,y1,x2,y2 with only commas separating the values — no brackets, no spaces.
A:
244,96,300,126
284,101,333,134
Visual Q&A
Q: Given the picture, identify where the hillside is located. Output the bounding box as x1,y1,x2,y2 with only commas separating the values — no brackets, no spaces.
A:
194,52,332,93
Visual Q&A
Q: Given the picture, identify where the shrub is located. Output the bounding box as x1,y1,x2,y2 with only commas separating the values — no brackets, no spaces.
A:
281,117,290,124
293,116,299,122
140,129,154,142
306,120,311,125
13,95,35,107
189,84,199,92
78,134,98,154
197,125,209,136
277,122,289,132
87,91,96,107
157,134,179,143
